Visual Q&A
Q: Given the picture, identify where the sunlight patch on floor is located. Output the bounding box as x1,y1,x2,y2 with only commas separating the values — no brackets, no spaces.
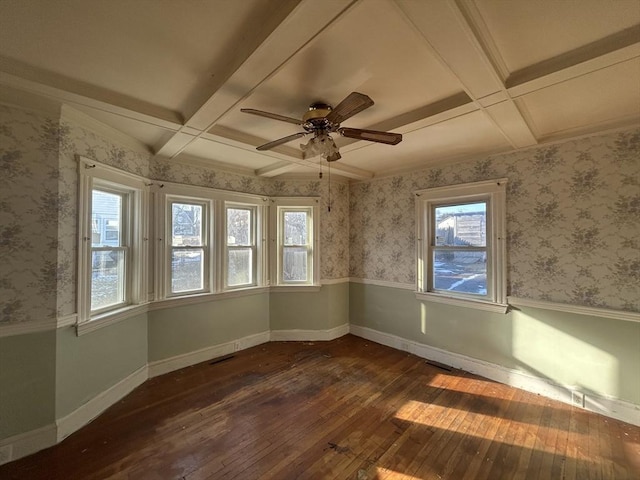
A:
375,467,422,479
393,400,590,452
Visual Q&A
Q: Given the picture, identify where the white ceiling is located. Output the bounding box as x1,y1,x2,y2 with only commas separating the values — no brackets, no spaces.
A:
1,0,639,180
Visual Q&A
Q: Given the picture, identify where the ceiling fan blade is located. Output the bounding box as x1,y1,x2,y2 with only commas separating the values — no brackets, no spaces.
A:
326,92,374,125
339,127,402,145
241,108,304,126
256,132,308,151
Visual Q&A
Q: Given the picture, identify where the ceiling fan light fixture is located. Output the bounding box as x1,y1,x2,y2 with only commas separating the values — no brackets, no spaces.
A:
301,132,340,160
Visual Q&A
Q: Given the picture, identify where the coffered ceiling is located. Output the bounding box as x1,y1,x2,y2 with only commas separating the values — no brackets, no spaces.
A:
1,0,639,180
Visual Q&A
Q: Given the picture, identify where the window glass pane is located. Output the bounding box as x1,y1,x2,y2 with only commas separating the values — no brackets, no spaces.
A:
171,249,204,293
433,250,487,295
283,211,308,245
172,203,203,246
227,208,251,246
92,190,122,247
283,246,308,282
228,248,252,286
91,249,125,310
435,202,486,247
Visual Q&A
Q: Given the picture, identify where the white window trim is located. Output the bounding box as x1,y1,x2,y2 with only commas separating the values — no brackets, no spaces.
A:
224,203,260,290
415,178,508,313
77,156,149,329
270,197,320,288
164,196,211,297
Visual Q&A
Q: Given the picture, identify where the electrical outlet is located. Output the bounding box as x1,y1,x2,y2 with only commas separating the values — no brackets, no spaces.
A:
0,444,12,465
571,391,585,408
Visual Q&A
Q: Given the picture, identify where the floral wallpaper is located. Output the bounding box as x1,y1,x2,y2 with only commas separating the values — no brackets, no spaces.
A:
0,103,349,326
349,128,640,312
0,105,60,324
2,99,636,328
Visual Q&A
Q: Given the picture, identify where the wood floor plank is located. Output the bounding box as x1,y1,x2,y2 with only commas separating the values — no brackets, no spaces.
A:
0,335,638,480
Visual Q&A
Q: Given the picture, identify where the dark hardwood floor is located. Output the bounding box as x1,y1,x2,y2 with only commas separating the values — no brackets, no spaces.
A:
1,334,638,479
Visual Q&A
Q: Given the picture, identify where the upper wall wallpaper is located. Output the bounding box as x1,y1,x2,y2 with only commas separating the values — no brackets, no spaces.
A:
349,127,640,312
0,103,349,325
0,105,60,324
1,101,637,326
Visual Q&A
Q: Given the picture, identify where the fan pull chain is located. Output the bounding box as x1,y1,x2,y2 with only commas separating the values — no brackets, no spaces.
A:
328,161,331,213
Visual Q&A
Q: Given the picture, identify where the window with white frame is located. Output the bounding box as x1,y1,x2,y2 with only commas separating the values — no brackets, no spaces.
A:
415,179,507,311
168,200,208,295
271,198,319,286
91,188,128,311
225,205,256,288
78,158,148,323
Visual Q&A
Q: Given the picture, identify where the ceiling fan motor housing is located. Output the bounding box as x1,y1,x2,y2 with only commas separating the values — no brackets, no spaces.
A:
303,102,334,131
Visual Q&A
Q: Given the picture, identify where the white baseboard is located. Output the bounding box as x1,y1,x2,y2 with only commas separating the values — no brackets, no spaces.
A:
56,365,149,442
270,323,350,342
0,424,57,466
349,324,640,427
147,330,271,378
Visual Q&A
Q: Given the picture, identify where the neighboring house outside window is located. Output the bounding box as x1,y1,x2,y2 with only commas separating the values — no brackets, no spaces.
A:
415,179,507,312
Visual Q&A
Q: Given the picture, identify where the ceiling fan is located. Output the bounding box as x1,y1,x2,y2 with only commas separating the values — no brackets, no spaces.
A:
241,92,402,162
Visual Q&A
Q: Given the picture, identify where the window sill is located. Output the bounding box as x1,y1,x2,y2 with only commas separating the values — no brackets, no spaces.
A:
270,284,321,293
150,287,271,311
415,291,508,314
77,303,149,336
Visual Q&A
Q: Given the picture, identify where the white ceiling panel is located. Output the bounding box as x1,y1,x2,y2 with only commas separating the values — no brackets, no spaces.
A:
0,0,298,114
340,110,512,173
475,0,640,72
518,59,640,138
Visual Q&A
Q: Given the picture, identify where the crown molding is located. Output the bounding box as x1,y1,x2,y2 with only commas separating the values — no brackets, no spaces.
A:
61,105,152,155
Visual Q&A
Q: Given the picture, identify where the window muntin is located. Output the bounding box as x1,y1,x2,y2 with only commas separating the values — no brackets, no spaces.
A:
169,201,207,295
416,179,507,308
226,206,256,288
90,188,129,313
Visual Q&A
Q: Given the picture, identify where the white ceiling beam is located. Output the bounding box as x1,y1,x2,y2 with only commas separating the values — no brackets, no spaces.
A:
393,0,537,149
0,56,183,130
444,0,538,148
255,161,296,178
154,0,357,160
206,125,303,159
507,31,640,98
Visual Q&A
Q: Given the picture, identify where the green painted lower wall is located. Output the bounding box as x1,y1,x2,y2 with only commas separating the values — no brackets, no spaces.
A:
350,282,640,405
148,293,270,363
270,283,349,331
55,313,148,419
6,281,636,447
0,330,56,439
